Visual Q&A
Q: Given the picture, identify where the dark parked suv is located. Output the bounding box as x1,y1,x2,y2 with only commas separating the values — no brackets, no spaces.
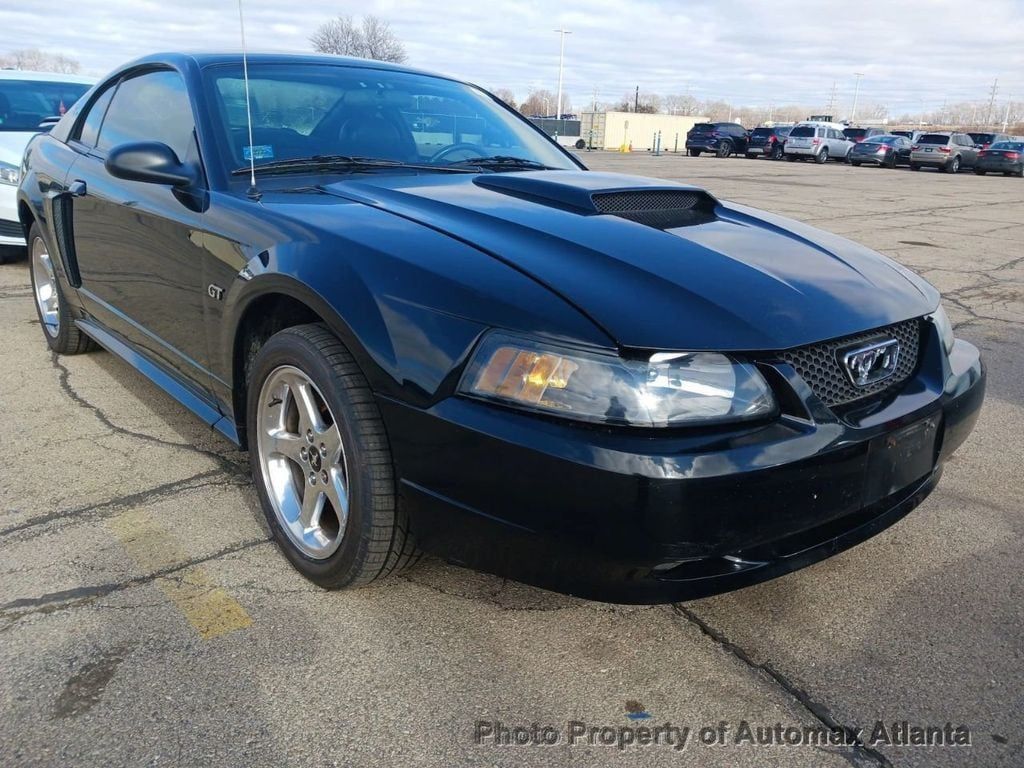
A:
686,122,749,158
843,127,885,144
746,126,791,159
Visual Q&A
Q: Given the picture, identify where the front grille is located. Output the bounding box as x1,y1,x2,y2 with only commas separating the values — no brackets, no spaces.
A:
0,219,22,238
778,319,922,407
591,190,715,228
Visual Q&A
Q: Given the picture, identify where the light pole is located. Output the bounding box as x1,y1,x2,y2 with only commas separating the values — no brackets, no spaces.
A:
850,72,864,123
554,29,572,119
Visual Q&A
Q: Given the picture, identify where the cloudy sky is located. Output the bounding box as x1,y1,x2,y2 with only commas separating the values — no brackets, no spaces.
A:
3,0,1022,116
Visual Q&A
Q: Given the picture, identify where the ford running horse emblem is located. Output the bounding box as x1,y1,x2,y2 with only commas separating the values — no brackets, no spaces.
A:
842,339,900,387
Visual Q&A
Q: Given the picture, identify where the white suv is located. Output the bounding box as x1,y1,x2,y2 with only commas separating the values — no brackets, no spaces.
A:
783,123,852,163
0,70,94,261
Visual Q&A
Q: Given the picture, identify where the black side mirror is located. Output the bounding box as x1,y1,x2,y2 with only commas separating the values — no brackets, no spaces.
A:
105,142,195,187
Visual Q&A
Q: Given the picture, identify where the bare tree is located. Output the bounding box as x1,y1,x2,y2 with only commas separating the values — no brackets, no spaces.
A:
360,16,407,63
310,15,407,63
491,88,518,111
520,89,556,117
0,48,81,74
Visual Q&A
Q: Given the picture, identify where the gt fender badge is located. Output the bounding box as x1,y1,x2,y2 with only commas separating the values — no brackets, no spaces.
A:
207,284,224,301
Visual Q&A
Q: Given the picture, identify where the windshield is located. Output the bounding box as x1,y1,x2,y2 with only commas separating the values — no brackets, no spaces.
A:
203,63,577,174
864,136,898,145
0,79,90,131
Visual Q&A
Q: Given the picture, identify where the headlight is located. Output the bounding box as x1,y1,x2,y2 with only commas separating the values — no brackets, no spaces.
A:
459,333,776,427
0,160,19,187
931,304,955,356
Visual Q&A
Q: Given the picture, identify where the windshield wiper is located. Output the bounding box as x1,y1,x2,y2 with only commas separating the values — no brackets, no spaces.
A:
231,155,476,176
443,155,559,171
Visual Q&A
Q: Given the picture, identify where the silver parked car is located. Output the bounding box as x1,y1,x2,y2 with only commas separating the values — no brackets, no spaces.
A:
783,123,852,163
910,133,979,173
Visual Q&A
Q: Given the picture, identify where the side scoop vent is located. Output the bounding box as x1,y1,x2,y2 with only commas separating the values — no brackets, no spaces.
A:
591,190,716,229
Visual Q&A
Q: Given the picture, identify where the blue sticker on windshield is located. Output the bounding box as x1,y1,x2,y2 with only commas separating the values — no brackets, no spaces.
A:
243,145,274,161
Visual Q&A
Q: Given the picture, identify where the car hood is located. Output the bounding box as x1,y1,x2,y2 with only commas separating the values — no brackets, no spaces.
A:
316,171,938,351
0,131,36,167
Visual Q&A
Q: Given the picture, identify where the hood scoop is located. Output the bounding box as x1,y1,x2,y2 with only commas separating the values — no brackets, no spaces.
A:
473,171,717,229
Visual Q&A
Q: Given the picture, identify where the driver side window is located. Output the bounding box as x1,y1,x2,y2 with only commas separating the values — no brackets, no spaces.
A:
96,70,195,161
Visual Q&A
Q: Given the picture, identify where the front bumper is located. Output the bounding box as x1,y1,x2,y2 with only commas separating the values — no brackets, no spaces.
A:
381,329,984,603
0,184,24,247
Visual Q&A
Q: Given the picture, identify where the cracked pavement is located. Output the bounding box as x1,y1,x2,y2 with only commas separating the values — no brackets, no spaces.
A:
0,153,1020,767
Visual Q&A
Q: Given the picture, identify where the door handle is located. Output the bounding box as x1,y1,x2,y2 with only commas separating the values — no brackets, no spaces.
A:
68,180,87,197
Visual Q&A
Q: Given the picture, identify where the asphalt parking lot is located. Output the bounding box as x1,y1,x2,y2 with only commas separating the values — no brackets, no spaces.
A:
1,152,1021,768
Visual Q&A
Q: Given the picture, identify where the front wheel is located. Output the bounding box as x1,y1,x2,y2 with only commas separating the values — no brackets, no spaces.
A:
815,148,829,164
28,224,94,354
247,323,419,589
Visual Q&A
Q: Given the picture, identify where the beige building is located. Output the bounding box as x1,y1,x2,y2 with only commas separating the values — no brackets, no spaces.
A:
579,111,709,151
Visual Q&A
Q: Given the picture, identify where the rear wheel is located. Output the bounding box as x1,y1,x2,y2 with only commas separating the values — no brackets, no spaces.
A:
716,141,732,158
771,143,784,160
745,153,756,159
248,323,419,589
815,147,829,164
886,153,897,168
785,153,796,162
910,163,921,171
28,224,93,355
688,149,701,157
851,161,861,167
944,156,960,174
975,169,986,176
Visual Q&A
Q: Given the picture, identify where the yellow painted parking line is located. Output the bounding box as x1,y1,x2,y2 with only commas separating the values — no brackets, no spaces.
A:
108,509,252,639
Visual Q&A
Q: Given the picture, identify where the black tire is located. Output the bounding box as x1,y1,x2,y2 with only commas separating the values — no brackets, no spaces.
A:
574,139,586,150
851,161,861,167
910,163,921,171
247,323,419,589
771,144,784,160
745,153,756,159
975,170,986,176
886,153,897,168
27,223,94,355
688,149,701,157
784,153,796,162
1017,166,1024,177
716,140,732,158
944,156,960,174
815,147,829,164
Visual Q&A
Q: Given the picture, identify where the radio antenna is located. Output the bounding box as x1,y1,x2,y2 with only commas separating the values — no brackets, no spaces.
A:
237,0,260,200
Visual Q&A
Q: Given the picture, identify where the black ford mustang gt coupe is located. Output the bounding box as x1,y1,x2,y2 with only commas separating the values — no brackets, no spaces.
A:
17,54,984,603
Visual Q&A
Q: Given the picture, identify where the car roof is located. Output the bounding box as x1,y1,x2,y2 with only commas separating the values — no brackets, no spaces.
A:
0,69,95,84
122,52,453,82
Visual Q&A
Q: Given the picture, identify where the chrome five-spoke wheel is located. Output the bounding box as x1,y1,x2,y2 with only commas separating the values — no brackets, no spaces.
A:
31,236,59,338
256,365,350,559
